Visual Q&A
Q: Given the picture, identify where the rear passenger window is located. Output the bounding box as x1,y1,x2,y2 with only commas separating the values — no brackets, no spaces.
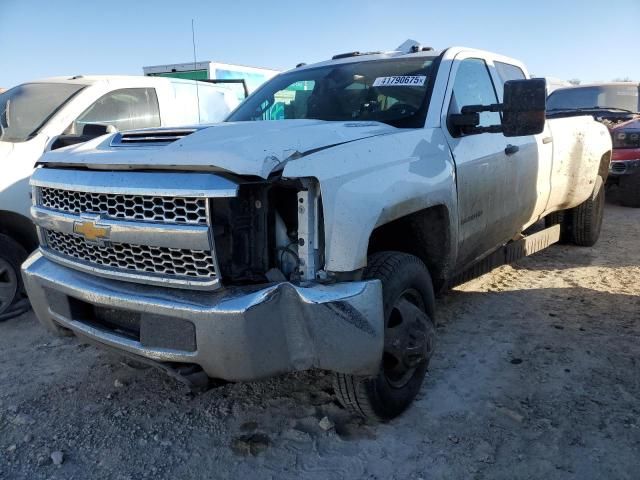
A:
449,58,501,128
495,61,526,83
75,88,160,132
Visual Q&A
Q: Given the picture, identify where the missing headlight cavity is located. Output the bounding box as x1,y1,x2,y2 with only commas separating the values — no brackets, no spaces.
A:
296,180,321,281
210,177,323,286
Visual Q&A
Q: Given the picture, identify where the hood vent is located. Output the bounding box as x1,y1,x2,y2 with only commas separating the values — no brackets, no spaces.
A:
111,128,202,147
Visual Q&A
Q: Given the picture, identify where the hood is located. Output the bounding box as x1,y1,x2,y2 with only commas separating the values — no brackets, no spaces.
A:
599,113,640,131
0,141,15,160
38,120,399,178
610,116,640,132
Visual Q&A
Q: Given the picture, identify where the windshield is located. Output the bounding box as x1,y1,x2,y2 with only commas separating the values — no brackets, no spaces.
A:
547,84,639,113
0,83,85,142
227,57,436,128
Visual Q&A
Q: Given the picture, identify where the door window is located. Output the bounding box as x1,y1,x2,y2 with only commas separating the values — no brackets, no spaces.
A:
75,88,160,132
495,62,526,84
449,58,501,128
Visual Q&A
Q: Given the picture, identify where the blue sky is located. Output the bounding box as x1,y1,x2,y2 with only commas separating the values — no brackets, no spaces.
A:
1,0,638,88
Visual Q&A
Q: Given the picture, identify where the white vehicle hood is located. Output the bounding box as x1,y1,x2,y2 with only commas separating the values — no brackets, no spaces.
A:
38,120,398,178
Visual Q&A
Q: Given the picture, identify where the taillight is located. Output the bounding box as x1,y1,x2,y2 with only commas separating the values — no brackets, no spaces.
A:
613,130,640,148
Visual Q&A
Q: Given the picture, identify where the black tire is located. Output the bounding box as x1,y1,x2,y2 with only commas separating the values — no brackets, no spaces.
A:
333,252,436,421
545,177,605,247
0,234,28,316
570,176,605,246
619,174,640,208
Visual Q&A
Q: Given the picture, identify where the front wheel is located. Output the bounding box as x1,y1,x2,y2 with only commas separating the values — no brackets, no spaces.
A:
333,252,436,421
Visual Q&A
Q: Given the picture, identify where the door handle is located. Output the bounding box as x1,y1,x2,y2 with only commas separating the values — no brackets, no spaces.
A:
504,144,519,156
542,136,553,144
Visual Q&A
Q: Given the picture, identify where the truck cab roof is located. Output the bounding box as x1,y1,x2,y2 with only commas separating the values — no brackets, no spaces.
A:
293,45,524,75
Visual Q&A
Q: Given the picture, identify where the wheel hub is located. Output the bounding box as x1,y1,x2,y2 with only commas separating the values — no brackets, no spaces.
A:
383,293,434,388
0,258,18,314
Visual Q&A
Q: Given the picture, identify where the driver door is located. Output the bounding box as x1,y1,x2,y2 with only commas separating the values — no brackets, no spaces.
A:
442,55,521,269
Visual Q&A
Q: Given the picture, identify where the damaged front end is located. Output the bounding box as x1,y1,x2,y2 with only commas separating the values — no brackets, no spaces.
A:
211,176,324,286
23,163,385,382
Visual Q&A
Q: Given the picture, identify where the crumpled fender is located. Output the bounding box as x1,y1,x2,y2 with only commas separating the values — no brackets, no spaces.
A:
283,127,458,272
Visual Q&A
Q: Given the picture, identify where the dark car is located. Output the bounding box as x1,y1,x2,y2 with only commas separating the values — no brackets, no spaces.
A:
547,83,640,207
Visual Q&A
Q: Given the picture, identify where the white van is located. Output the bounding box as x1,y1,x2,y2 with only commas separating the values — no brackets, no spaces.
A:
0,75,239,317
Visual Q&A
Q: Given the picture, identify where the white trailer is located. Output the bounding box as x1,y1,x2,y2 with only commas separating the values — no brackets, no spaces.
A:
142,61,279,100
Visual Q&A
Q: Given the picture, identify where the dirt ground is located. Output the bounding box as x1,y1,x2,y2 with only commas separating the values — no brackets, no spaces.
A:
1,196,639,480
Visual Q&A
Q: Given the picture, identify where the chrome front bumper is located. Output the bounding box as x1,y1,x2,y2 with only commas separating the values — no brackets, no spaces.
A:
22,252,384,381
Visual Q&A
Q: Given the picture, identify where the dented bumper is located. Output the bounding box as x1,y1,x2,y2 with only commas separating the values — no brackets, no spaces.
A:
22,252,384,381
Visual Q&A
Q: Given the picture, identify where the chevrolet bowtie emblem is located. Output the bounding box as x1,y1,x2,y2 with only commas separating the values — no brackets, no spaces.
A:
73,218,111,244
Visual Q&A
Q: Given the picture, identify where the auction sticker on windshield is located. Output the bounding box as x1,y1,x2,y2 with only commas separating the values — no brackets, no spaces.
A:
373,75,427,87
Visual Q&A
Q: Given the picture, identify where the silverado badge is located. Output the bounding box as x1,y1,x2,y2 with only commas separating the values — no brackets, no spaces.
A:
73,217,111,245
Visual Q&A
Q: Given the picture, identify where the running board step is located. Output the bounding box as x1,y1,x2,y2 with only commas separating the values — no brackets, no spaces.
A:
448,224,560,288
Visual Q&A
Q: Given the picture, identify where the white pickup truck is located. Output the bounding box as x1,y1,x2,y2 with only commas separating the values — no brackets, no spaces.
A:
22,44,612,420
0,76,239,317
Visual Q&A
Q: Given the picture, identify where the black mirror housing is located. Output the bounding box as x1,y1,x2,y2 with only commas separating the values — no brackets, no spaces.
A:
502,78,547,137
449,78,547,138
449,111,480,132
80,123,117,136
49,123,117,151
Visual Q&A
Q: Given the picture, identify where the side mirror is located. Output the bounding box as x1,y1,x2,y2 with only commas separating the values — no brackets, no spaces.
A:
80,123,117,137
49,123,117,150
449,78,547,137
502,78,547,137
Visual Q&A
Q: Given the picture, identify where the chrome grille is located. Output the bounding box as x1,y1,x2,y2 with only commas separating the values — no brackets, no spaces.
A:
45,230,216,279
30,169,239,290
611,162,626,173
38,187,207,225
